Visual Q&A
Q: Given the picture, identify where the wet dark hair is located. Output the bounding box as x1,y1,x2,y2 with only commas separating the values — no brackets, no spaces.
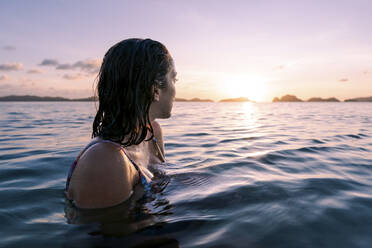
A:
92,38,173,147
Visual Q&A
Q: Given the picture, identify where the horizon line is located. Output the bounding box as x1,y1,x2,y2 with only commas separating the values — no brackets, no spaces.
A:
0,94,372,103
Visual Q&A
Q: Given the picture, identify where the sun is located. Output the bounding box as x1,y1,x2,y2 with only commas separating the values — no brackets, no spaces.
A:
224,74,268,102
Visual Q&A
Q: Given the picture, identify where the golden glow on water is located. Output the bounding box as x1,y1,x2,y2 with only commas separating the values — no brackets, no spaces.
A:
242,102,258,127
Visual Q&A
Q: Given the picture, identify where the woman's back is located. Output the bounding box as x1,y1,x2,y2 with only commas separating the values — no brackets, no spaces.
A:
66,139,140,208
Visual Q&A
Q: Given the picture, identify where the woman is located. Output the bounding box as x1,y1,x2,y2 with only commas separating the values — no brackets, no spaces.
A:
65,38,177,209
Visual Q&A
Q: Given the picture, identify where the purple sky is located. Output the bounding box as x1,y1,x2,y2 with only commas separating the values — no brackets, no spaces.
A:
0,0,371,101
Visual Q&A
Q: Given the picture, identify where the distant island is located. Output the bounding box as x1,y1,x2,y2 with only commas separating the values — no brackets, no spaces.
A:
307,97,340,102
175,97,214,102
219,97,251,102
273,94,372,102
344,96,372,102
273,95,303,102
0,95,97,101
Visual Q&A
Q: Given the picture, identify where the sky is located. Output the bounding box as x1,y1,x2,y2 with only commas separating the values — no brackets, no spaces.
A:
0,0,371,102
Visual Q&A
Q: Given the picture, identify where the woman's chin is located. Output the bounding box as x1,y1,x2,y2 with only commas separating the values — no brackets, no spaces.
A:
160,111,172,119
163,112,171,119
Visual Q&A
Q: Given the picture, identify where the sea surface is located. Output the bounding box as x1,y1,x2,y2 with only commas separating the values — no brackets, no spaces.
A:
0,102,371,248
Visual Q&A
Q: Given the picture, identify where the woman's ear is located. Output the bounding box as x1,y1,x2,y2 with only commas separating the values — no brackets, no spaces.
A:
153,85,160,101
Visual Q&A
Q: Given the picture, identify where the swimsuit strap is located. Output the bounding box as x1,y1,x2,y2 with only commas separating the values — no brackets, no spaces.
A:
152,137,166,162
100,140,151,191
65,139,151,191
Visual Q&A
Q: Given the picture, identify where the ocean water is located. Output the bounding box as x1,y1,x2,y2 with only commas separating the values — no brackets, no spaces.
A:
0,101,371,248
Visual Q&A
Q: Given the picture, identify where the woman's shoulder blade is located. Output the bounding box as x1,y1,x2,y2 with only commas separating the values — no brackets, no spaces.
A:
69,141,136,209
79,141,125,166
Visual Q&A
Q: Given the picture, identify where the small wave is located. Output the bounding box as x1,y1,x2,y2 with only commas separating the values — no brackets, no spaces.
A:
183,132,210,137
273,140,287,145
174,181,293,210
346,134,362,139
0,146,26,152
172,172,213,187
334,133,365,140
219,136,259,144
257,152,287,165
0,149,50,161
311,139,325,144
165,142,190,148
200,142,217,148
7,112,23,115
298,177,363,195
349,195,372,209
17,125,36,129
358,133,369,137
296,146,336,153
31,119,55,126
0,136,39,142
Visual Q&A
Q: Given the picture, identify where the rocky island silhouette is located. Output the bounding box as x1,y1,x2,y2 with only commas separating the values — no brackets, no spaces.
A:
272,94,372,102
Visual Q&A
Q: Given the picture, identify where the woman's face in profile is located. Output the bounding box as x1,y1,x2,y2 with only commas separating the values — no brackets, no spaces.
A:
151,60,177,119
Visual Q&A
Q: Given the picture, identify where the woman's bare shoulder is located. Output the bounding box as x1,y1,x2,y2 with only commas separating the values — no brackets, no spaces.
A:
78,141,126,169
68,141,137,209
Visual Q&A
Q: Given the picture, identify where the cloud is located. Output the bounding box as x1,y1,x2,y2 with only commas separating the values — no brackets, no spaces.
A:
339,78,349,82
73,59,101,74
41,58,101,76
0,75,9,81
0,63,23,71
39,59,59,66
27,69,42,74
56,63,73,70
362,71,368,75
63,73,85,80
3,45,16,51
56,59,101,74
